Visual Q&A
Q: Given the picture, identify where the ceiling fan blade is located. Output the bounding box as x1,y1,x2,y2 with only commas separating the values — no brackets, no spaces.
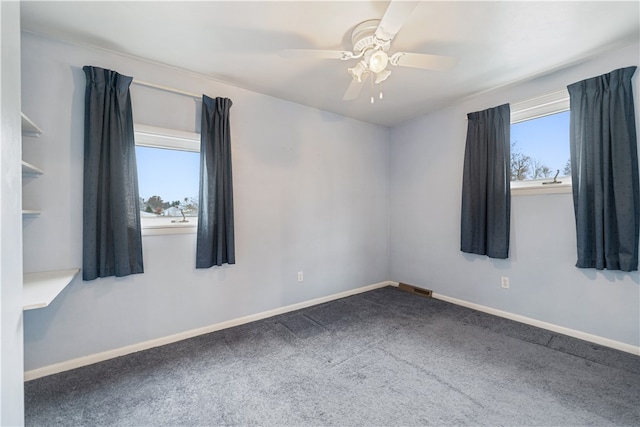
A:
391,52,458,71
375,0,419,42
343,74,368,101
279,49,349,60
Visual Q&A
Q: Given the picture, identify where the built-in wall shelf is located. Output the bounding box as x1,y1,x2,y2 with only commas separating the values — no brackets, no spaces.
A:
21,113,42,137
23,269,80,310
21,114,73,311
21,113,43,217
22,160,44,175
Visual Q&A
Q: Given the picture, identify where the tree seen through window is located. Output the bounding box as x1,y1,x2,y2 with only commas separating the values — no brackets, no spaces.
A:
510,110,570,181
136,146,200,224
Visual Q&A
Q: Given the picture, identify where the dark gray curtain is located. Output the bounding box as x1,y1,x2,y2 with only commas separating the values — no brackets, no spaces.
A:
82,66,143,281
196,95,235,268
461,104,511,259
567,66,639,272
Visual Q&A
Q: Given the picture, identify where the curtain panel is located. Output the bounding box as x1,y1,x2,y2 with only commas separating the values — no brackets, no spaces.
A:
82,66,144,280
568,66,639,272
461,104,511,259
196,95,235,268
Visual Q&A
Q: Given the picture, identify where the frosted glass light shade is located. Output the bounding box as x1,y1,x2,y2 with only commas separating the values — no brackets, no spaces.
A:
369,50,389,73
374,69,391,84
348,61,367,82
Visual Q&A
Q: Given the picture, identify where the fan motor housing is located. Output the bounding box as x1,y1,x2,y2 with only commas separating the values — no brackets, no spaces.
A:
351,19,389,53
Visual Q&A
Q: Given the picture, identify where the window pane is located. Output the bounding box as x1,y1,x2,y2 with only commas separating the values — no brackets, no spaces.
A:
135,146,200,222
510,110,570,181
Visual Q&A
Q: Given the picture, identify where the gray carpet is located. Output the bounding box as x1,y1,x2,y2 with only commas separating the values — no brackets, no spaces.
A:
25,286,640,426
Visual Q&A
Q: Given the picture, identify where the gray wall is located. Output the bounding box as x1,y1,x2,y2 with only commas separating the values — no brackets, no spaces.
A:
21,32,390,371
389,43,640,348
20,30,640,375
1,2,24,424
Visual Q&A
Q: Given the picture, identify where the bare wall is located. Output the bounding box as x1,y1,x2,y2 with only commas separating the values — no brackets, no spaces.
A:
389,43,640,348
21,32,390,371
1,2,25,424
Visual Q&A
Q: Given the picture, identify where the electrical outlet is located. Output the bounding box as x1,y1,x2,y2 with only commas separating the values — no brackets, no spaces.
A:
297,271,303,282
501,276,509,289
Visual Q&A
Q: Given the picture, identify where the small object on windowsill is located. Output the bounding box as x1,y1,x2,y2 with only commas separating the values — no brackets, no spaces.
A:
542,170,562,185
171,208,189,223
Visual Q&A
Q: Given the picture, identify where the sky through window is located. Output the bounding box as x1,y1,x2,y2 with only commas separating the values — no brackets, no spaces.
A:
510,110,570,180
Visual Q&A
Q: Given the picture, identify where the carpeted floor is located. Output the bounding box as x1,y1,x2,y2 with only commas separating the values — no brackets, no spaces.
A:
25,286,640,426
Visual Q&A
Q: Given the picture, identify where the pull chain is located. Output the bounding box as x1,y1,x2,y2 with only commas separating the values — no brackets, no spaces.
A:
370,74,375,104
370,75,384,104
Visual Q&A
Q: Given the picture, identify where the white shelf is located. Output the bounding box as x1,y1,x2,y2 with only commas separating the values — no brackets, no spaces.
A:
21,160,44,175
21,113,43,215
23,269,80,310
21,113,42,137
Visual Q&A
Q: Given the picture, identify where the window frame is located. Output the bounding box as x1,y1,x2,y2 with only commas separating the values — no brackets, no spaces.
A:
134,124,201,236
510,89,572,196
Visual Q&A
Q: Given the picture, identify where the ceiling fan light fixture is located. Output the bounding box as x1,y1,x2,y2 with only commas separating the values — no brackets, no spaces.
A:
368,50,389,74
348,61,367,82
374,69,391,84
280,3,458,103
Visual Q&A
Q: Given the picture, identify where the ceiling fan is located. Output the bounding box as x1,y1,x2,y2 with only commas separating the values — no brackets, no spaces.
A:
280,1,457,103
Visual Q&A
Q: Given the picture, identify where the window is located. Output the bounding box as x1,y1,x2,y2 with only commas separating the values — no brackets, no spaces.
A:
134,124,200,235
510,90,572,195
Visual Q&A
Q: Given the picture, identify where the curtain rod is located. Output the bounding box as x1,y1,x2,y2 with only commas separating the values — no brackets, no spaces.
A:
132,79,201,100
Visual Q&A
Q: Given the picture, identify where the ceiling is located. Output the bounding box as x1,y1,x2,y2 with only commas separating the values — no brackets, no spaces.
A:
20,1,640,127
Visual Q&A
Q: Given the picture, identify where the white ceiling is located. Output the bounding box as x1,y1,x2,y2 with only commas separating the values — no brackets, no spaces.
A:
20,1,640,126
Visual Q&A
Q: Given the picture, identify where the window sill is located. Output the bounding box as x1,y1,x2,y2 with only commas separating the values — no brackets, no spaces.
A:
511,180,572,196
142,224,197,236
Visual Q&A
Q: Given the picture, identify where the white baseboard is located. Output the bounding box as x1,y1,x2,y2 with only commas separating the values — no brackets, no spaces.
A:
24,280,395,381
25,280,638,381
395,283,640,356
